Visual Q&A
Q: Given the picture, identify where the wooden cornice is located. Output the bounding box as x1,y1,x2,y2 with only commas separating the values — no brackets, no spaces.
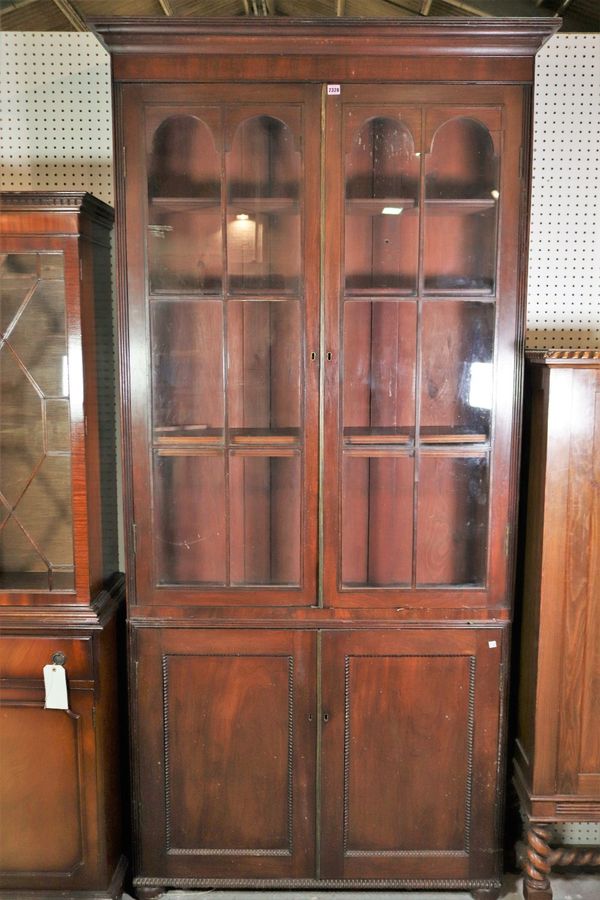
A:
89,16,560,58
0,191,114,226
526,349,600,366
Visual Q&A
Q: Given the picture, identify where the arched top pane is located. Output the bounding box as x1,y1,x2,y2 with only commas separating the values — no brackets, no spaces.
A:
148,115,220,199
426,117,498,201
228,116,301,200
346,117,419,202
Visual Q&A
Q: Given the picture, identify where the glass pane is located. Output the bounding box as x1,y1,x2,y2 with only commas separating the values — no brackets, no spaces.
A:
8,279,68,396
45,399,71,452
420,302,494,441
148,115,222,293
154,452,226,585
0,251,73,592
228,300,301,442
149,114,220,199
426,117,498,200
39,253,64,279
227,116,301,293
13,456,73,569
424,206,496,294
416,455,488,586
345,117,419,294
342,454,413,587
0,349,44,506
424,117,498,294
151,301,224,445
343,301,416,444
230,453,301,586
0,253,37,333
148,207,222,294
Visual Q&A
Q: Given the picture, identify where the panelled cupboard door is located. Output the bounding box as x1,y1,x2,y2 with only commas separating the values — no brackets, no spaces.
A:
0,686,100,891
121,83,321,607
320,628,506,881
133,628,316,880
323,84,525,609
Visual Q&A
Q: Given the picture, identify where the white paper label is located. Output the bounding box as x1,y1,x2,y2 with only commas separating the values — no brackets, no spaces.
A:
327,84,341,95
43,664,69,710
488,640,497,649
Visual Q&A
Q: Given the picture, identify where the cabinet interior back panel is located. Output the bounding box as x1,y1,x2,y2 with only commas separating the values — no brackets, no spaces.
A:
0,31,598,346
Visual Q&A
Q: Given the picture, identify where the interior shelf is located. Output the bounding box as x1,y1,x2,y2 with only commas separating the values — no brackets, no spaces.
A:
149,196,220,211
425,198,496,215
345,198,417,215
229,197,299,213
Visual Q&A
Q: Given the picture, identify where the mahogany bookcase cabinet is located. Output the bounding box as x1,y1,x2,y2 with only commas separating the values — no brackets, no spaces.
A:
93,17,558,899
0,193,126,899
515,350,600,899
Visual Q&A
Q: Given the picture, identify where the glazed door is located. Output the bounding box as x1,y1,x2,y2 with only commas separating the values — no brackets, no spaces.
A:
323,84,525,609
0,246,76,595
122,84,320,606
319,627,506,881
133,628,317,880
0,685,99,891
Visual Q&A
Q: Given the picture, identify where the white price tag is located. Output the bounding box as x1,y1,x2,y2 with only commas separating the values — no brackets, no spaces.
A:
43,664,69,710
327,84,341,95
488,640,497,649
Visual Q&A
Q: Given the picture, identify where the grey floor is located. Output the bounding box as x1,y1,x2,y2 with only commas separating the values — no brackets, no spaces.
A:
122,872,600,899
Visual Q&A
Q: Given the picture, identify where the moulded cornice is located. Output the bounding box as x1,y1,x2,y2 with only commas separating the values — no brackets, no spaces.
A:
0,191,114,226
89,17,560,59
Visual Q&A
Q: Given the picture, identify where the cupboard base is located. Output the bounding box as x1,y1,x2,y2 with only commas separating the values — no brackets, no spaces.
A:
134,875,502,890
0,855,127,900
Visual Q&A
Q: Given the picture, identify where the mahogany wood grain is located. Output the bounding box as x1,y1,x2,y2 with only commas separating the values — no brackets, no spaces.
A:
132,628,316,881
0,195,125,899
515,353,600,826
94,19,555,894
320,627,506,881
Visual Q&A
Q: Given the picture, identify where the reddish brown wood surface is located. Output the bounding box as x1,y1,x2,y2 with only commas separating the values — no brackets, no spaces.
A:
133,628,316,880
0,195,125,898
515,355,600,824
320,627,505,881
94,19,553,892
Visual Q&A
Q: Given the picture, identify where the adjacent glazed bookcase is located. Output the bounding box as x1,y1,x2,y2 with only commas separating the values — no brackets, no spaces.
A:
93,17,559,900
0,193,126,899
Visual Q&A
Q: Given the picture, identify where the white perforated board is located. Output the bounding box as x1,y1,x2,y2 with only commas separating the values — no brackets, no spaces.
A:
527,32,599,349
0,32,113,203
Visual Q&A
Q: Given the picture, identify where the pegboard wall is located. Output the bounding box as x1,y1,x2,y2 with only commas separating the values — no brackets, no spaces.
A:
527,32,599,349
0,32,112,203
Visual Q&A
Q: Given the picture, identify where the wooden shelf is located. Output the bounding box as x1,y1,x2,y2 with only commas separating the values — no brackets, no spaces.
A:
344,429,413,445
230,429,300,445
419,431,488,444
345,198,417,216
229,197,299,214
149,196,220,211
425,198,496,216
